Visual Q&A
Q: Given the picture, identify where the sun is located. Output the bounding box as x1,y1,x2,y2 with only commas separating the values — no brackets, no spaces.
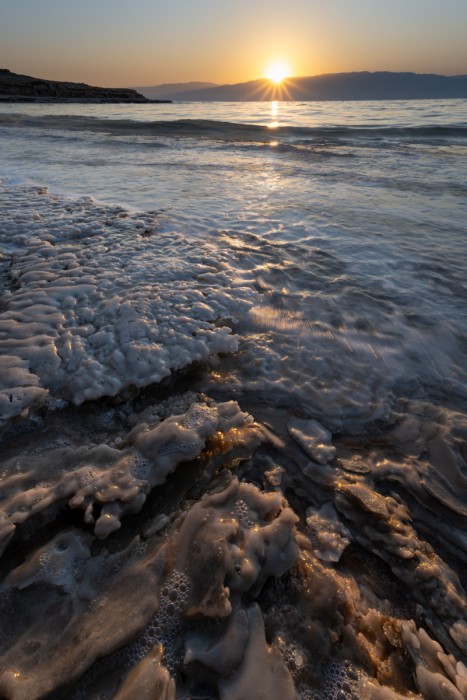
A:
265,61,290,84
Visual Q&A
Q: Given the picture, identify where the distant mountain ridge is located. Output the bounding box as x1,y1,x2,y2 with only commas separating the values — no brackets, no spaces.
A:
141,71,467,101
0,69,167,103
134,82,218,100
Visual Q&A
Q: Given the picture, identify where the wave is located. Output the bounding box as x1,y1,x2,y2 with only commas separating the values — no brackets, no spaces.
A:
1,113,467,142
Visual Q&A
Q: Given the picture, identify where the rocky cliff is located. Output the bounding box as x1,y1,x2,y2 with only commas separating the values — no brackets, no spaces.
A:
0,69,168,103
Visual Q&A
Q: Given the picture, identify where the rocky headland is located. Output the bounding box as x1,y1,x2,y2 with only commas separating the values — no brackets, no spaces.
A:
0,69,170,103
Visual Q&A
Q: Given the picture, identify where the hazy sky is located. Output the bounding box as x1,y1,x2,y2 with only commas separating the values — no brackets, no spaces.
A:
1,0,466,86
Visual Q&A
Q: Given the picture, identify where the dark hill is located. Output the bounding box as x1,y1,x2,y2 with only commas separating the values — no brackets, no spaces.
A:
162,71,467,101
134,82,218,100
0,69,168,103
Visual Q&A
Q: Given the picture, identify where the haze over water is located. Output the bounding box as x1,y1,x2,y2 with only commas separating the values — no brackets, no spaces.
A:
0,98,466,699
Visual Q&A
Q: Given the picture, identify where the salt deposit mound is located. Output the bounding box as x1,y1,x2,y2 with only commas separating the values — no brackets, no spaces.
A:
0,182,256,426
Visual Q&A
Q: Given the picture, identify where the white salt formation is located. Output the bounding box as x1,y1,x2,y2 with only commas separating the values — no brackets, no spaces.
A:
0,183,256,426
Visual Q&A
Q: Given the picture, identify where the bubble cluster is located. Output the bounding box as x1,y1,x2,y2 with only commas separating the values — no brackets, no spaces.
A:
79,467,98,486
158,440,204,457
36,480,54,489
38,544,77,591
73,571,190,698
129,453,153,480
181,403,217,430
312,659,361,700
234,499,255,529
277,638,307,677
130,570,190,674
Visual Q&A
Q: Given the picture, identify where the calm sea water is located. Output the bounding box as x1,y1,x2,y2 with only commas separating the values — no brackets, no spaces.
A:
0,100,466,698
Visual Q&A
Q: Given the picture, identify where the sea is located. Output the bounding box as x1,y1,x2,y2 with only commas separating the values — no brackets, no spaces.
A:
0,100,466,699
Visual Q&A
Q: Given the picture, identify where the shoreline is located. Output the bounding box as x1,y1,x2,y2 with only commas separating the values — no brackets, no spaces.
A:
0,95,172,104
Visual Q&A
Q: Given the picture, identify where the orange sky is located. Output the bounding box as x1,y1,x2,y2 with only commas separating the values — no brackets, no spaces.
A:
1,0,466,86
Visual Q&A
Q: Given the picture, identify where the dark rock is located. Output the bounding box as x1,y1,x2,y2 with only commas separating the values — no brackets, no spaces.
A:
0,69,172,103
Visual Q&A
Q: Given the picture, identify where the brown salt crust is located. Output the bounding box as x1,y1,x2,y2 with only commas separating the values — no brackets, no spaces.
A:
379,401,467,517
184,608,249,675
0,400,257,553
334,483,467,656
262,559,343,688
360,678,416,699
262,525,466,700
218,604,296,700
0,534,164,700
401,622,467,699
0,385,466,699
164,478,299,618
305,502,351,563
223,407,467,696
75,478,299,696
0,447,299,698
113,644,176,700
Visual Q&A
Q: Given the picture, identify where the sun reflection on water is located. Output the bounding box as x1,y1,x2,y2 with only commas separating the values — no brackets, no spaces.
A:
269,100,279,129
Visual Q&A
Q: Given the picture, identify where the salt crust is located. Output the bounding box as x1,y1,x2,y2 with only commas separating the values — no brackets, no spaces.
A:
0,474,299,699
379,400,467,520
1,450,465,699
0,183,257,425
288,418,337,465
87,479,298,696
0,400,256,548
0,530,163,700
122,479,298,693
4,529,92,593
169,478,299,618
401,622,467,699
306,502,351,563
335,482,467,656
113,644,175,700
184,608,249,675
218,604,296,700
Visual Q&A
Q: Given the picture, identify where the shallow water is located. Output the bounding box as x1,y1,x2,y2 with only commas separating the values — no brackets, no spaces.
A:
0,100,466,699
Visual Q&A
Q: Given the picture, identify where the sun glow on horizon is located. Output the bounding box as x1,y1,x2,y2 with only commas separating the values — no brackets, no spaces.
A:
264,61,290,84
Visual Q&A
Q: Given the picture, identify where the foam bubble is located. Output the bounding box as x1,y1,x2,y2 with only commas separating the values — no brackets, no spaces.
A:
129,454,153,480
130,571,191,674
315,659,361,700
